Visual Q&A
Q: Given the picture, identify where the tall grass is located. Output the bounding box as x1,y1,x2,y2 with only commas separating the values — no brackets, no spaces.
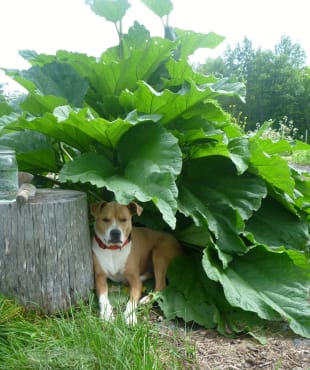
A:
0,294,196,369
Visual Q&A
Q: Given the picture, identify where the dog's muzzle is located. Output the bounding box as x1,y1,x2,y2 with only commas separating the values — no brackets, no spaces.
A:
109,228,122,243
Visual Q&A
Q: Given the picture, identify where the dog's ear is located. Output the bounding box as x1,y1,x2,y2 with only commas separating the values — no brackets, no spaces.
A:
90,201,107,217
127,202,143,216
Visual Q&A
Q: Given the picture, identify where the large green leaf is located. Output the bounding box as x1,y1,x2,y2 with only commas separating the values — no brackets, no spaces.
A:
52,106,132,149
141,0,173,17
176,223,213,248
20,94,67,115
0,131,58,172
99,22,152,64
85,0,131,22
190,137,251,174
117,123,182,226
178,157,267,254
72,39,175,101
59,122,182,228
121,81,228,125
9,63,89,107
246,196,309,251
13,105,133,152
178,187,245,256
175,29,225,58
249,139,295,196
158,256,222,329
107,171,179,228
19,50,53,66
117,121,181,176
256,138,293,156
164,58,217,87
121,77,244,126
59,152,115,184
159,255,267,338
203,246,310,338
7,113,93,152
294,170,310,213
26,37,174,115
167,116,225,147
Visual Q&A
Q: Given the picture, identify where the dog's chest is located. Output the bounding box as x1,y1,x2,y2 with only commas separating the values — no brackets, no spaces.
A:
93,243,131,283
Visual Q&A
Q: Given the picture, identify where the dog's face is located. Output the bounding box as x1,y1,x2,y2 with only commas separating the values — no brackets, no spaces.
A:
90,201,143,246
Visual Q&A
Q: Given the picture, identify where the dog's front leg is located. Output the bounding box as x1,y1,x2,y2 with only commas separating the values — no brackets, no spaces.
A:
124,273,142,325
124,300,138,325
98,292,114,321
93,254,114,321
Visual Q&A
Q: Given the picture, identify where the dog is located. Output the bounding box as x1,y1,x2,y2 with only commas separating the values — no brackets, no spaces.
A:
90,201,181,325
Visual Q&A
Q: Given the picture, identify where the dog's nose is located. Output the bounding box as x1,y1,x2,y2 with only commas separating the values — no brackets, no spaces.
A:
110,229,121,242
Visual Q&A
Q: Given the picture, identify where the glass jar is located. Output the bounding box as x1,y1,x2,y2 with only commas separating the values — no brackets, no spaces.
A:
0,146,18,203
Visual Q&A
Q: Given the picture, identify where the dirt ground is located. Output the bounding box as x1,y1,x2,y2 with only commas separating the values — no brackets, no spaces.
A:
156,315,310,370
187,327,310,370
118,281,310,369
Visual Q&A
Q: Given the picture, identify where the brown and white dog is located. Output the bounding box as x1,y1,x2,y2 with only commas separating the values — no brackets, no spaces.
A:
90,201,181,324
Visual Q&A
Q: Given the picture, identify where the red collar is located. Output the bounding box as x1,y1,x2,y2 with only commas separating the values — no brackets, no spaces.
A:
94,233,131,250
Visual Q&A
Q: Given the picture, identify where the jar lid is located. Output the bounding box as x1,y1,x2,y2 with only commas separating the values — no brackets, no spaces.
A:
0,145,16,154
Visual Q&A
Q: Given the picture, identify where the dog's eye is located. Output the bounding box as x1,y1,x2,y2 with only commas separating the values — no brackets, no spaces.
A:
102,218,110,223
119,218,127,223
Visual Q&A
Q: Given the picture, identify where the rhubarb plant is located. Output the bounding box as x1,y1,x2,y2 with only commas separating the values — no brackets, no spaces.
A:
1,0,309,339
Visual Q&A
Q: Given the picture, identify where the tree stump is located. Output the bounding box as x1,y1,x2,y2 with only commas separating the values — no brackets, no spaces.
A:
0,189,94,313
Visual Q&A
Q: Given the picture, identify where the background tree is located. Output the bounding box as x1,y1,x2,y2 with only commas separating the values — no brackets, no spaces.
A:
0,82,6,103
223,37,255,80
0,82,13,117
299,68,310,140
197,35,309,137
196,56,228,78
275,34,307,68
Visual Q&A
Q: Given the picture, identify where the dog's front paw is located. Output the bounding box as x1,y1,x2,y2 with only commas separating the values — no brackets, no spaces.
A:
139,295,151,305
139,291,160,305
99,295,114,321
100,306,114,321
125,311,137,325
124,301,137,325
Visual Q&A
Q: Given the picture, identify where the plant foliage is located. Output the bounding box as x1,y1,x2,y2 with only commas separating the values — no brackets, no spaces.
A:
1,0,309,338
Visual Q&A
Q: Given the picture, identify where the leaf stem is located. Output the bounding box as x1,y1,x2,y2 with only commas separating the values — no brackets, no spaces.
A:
114,21,124,59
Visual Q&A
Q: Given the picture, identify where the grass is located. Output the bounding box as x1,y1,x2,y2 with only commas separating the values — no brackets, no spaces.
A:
0,294,197,369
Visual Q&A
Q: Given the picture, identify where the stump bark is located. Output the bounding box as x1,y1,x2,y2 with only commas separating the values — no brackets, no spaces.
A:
0,189,94,313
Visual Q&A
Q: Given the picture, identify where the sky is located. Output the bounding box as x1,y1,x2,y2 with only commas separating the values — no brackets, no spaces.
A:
1,0,309,86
